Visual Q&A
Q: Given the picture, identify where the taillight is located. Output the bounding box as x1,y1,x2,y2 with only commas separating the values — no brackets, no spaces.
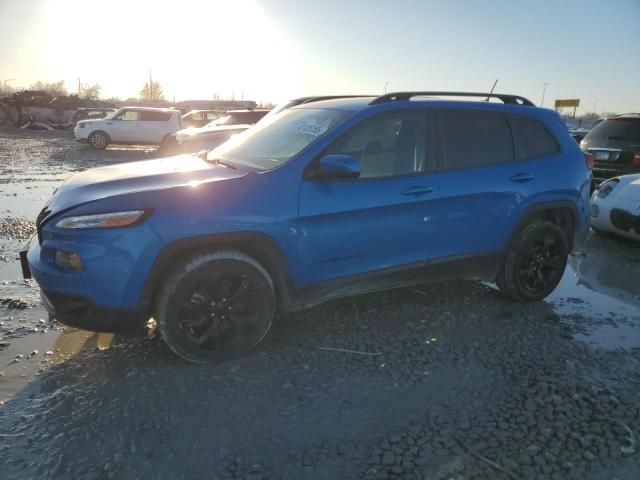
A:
585,152,594,170
633,151,640,166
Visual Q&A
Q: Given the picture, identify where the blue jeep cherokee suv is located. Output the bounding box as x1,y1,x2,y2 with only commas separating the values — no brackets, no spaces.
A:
22,92,592,363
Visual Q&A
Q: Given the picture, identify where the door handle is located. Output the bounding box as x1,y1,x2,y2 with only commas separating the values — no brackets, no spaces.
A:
510,173,535,183
105,122,113,125
401,185,433,196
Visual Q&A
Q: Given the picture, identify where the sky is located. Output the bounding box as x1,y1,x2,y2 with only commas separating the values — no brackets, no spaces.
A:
0,0,638,113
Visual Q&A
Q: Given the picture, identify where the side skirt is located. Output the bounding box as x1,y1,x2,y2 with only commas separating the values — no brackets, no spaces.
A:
292,253,503,310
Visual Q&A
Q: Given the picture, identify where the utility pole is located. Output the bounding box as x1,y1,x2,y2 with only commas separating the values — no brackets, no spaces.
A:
541,82,548,107
384,81,388,94
78,77,81,97
149,67,153,102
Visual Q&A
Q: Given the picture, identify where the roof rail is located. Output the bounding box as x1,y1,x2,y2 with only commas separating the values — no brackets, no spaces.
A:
369,91,535,106
298,95,373,104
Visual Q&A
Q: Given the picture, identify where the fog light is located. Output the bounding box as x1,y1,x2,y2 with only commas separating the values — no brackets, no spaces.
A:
55,250,84,272
591,204,600,218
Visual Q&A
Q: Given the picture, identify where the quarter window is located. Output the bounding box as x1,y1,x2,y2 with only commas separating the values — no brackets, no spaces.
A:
510,115,559,160
441,111,513,169
326,111,428,178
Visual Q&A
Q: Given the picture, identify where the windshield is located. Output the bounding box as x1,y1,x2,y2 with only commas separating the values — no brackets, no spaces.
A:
587,118,640,141
207,108,351,170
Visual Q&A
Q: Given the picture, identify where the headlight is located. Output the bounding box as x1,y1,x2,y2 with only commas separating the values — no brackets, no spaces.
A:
596,179,619,199
55,210,148,229
78,123,85,128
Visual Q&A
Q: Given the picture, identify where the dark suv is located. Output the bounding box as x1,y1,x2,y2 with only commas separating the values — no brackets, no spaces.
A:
580,113,640,184
22,91,592,363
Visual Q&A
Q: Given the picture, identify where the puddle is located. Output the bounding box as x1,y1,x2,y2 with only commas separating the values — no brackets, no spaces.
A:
573,323,640,350
548,238,640,350
0,328,114,403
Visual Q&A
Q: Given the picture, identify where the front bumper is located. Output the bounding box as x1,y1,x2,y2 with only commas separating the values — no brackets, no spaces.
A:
22,219,164,333
40,289,146,334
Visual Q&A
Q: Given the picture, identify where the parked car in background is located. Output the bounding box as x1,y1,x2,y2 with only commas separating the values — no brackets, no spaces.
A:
580,114,640,184
74,107,183,150
181,110,225,128
179,125,250,153
23,91,591,363
212,109,270,127
570,119,603,143
174,110,269,146
71,108,116,126
591,174,640,242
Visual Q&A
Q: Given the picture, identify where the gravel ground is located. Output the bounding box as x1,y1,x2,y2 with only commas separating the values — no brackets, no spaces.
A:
0,128,639,480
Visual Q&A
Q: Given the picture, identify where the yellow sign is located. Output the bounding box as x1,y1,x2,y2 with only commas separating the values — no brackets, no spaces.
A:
554,99,580,108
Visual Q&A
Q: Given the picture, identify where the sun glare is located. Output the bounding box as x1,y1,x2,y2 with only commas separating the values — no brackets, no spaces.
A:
41,0,301,102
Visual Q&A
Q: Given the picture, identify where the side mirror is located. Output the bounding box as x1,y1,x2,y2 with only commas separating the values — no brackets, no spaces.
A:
316,154,360,179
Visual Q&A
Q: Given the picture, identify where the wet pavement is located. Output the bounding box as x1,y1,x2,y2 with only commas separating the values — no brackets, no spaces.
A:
0,128,639,480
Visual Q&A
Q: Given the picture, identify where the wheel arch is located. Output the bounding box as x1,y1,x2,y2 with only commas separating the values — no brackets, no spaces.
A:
88,129,111,145
140,232,298,317
512,201,578,249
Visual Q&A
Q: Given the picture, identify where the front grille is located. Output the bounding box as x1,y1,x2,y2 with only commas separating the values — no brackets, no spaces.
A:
610,208,640,232
35,207,50,244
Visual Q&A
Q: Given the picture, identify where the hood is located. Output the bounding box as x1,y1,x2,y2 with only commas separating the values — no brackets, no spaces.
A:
46,154,247,213
76,118,106,125
613,174,640,199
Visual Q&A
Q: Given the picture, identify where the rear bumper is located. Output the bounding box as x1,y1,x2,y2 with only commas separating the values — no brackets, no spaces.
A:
592,164,640,184
41,289,147,334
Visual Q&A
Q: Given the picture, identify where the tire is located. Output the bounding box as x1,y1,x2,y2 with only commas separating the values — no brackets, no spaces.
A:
88,131,109,150
496,220,568,302
159,134,178,155
155,250,275,363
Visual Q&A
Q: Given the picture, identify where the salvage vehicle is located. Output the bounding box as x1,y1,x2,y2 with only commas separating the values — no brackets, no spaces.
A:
22,92,592,363
580,113,640,185
591,174,640,242
181,109,226,128
74,107,183,150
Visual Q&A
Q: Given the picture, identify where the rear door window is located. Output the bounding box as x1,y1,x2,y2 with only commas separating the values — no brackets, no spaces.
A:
509,115,559,160
140,111,171,121
441,111,514,169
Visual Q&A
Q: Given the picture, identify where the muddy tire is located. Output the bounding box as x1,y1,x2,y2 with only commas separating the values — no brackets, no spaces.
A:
155,250,275,363
88,131,110,150
496,220,568,302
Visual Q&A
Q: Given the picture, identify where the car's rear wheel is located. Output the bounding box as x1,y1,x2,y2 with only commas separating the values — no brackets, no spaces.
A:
155,251,275,363
159,134,178,155
496,220,568,301
88,131,109,150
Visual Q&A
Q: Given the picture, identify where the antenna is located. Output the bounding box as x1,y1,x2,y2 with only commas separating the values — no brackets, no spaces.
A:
486,79,498,101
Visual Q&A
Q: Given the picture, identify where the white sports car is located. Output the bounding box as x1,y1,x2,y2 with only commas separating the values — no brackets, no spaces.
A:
591,174,640,241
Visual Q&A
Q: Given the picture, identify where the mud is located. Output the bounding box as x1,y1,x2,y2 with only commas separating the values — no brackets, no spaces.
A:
0,128,639,480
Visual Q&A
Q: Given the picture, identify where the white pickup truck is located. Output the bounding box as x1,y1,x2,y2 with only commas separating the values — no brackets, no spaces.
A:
73,106,183,150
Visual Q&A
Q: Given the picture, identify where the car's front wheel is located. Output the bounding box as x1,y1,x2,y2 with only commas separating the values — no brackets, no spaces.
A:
155,251,275,363
88,131,110,150
496,220,568,301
